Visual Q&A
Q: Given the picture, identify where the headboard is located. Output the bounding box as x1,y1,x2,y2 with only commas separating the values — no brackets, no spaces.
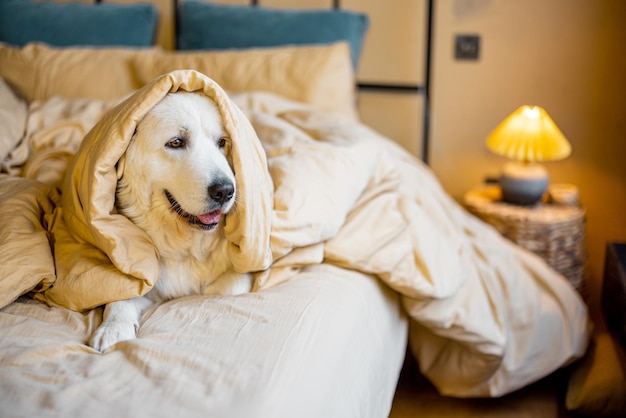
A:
0,0,432,162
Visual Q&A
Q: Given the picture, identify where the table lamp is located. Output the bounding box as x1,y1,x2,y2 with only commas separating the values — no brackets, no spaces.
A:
486,105,571,205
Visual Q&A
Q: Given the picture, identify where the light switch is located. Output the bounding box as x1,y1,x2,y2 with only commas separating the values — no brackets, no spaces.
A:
455,35,480,60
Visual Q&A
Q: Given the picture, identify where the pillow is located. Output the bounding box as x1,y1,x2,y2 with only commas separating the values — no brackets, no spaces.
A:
0,43,157,102
132,42,358,120
0,42,357,120
566,331,626,417
0,0,157,48
177,1,369,70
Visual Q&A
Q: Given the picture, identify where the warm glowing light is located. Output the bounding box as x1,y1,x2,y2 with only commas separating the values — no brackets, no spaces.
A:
486,105,571,162
522,106,540,119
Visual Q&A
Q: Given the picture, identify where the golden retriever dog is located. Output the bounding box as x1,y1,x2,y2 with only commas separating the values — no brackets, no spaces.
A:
89,92,252,352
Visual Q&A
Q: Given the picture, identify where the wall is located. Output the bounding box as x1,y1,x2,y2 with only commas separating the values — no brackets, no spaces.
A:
429,0,626,318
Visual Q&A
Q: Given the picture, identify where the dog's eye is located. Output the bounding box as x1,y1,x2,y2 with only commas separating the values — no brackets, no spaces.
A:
217,137,227,148
166,137,185,149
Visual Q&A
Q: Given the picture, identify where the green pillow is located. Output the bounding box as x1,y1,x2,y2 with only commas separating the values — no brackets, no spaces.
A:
0,0,157,47
176,1,369,70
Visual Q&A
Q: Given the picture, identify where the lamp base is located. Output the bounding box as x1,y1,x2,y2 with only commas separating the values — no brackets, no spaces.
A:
499,162,548,205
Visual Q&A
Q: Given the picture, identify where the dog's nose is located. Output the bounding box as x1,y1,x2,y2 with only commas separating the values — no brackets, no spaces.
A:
208,182,234,205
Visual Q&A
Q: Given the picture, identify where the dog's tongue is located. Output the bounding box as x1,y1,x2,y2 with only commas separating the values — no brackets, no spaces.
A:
197,211,222,225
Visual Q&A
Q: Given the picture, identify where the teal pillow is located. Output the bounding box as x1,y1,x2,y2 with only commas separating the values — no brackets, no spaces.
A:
0,0,157,47
177,1,369,69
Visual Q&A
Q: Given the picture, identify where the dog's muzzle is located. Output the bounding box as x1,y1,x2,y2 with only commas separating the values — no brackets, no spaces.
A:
164,183,234,231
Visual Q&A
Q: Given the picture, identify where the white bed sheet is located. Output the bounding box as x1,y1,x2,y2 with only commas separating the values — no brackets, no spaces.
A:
0,264,408,418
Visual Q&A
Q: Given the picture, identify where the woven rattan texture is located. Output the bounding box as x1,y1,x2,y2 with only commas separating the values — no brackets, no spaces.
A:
465,185,586,292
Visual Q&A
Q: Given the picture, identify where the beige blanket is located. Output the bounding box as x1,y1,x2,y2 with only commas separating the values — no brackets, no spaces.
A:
0,70,590,397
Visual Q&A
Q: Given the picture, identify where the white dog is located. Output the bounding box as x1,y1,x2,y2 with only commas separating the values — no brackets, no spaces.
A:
89,92,252,352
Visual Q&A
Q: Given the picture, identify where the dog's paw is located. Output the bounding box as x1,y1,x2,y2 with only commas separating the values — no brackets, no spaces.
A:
89,320,138,352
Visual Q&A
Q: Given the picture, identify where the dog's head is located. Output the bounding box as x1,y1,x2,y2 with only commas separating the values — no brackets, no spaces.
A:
116,92,236,234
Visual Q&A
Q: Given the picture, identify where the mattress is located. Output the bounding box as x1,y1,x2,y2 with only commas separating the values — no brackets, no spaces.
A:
0,264,408,418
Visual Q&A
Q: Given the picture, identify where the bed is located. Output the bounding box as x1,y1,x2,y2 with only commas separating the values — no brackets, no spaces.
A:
0,1,590,417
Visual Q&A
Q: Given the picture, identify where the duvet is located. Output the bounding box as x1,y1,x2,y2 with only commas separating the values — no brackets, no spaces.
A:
0,70,590,398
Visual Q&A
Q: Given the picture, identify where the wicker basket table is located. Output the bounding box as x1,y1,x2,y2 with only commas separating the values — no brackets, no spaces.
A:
464,185,586,292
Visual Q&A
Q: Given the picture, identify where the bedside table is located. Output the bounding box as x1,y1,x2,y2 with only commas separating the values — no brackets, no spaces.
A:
464,184,586,292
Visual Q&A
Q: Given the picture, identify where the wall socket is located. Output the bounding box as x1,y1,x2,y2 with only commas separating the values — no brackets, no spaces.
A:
455,34,480,60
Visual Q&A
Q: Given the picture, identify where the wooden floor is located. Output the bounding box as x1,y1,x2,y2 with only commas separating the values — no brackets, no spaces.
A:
389,355,575,418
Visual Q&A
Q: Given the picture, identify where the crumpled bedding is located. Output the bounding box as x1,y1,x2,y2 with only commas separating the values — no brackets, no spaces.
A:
0,70,590,397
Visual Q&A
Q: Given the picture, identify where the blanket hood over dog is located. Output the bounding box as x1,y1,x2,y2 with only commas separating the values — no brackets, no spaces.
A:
36,70,274,311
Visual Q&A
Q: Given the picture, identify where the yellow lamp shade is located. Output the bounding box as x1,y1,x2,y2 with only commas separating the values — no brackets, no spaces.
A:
486,105,571,162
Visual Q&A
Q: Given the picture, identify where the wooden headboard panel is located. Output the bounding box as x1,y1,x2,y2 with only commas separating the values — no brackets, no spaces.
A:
84,0,432,162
